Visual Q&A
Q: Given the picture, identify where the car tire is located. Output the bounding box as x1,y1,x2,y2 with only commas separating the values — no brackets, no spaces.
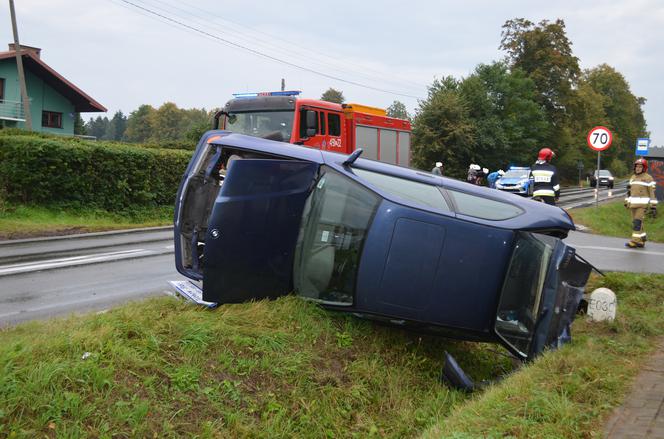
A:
609,183,614,189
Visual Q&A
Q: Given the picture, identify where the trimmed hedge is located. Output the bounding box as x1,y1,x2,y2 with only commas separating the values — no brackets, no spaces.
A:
0,128,197,150
0,134,193,210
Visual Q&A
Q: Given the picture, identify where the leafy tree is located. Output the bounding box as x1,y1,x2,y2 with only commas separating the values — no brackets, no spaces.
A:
500,18,580,128
579,64,647,165
320,88,345,104
125,105,155,143
411,77,475,178
386,101,410,120
412,65,548,176
179,107,211,141
149,102,185,142
458,62,549,169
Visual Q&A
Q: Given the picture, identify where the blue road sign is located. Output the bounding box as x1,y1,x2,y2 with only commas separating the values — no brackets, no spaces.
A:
636,138,650,156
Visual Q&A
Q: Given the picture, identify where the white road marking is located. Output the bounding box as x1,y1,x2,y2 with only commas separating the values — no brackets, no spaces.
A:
0,249,152,276
574,245,664,257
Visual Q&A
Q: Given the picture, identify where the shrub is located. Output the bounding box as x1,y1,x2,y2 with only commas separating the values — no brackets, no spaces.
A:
608,158,629,178
0,133,192,210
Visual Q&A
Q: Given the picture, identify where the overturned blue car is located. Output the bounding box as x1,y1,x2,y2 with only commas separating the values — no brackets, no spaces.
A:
174,132,593,372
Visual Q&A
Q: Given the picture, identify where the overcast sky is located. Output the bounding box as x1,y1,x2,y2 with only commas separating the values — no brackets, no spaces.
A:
2,0,662,147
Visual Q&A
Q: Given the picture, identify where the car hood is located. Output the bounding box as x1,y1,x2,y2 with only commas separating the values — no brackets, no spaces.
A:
499,177,528,184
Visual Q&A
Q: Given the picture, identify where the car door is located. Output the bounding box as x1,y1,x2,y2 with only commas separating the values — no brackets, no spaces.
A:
202,158,319,303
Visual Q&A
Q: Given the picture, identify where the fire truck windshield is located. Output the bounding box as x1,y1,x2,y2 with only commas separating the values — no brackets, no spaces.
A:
225,111,294,142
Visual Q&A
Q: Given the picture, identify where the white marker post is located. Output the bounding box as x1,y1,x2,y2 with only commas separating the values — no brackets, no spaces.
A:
586,126,613,208
587,288,617,322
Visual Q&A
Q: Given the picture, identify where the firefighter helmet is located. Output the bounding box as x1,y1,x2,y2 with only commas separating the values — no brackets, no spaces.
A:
634,158,648,172
537,148,555,161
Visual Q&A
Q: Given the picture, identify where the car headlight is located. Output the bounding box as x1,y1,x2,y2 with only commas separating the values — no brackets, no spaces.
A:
609,177,614,180
496,183,503,189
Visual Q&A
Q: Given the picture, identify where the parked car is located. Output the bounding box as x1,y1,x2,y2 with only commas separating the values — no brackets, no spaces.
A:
495,166,533,196
174,131,594,375
589,169,614,188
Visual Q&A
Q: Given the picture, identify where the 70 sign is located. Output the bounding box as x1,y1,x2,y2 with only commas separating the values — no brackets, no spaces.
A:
587,126,613,151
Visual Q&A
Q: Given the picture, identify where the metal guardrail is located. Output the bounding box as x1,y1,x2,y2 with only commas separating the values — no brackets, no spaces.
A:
0,99,25,122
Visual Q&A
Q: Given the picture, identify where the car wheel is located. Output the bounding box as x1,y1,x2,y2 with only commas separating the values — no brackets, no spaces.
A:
609,183,614,189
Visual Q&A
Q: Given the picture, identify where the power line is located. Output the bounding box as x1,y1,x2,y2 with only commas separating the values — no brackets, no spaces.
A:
142,0,427,92
114,0,424,99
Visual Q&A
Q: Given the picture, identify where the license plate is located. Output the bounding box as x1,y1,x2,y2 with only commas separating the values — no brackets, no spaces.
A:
169,280,218,308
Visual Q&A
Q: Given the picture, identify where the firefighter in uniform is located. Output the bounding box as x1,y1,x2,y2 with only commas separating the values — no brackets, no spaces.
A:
531,148,560,205
625,158,658,248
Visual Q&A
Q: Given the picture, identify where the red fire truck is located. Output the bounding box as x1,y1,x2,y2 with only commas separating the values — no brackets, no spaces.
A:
213,91,412,166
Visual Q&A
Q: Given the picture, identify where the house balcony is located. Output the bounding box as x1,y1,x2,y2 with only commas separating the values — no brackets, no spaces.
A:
0,99,26,122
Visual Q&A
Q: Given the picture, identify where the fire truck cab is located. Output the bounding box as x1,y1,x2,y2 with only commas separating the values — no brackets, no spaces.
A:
215,91,412,167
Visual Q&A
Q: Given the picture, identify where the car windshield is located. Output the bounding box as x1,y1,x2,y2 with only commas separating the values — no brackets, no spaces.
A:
503,169,530,179
594,170,612,177
225,110,294,142
495,232,555,357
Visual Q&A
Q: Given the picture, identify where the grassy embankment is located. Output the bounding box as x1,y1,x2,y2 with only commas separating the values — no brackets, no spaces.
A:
1,273,663,438
570,200,663,242
0,203,174,240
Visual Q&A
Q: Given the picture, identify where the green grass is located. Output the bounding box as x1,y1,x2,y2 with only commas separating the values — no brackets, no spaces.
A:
0,273,663,438
422,273,664,438
0,203,173,240
570,200,663,243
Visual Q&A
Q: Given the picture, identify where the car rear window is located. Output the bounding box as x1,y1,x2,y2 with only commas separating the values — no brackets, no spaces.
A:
448,190,523,220
352,168,452,212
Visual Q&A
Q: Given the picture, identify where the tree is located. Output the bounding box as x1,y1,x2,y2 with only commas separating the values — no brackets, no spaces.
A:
84,116,110,139
386,100,410,120
579,64,648,165
411,77,476,178
125,105,155,143
500,18,580,127
149,102,185,142
73,113,86,135
320,88,345,104
458,62,549,169
106,110,128,141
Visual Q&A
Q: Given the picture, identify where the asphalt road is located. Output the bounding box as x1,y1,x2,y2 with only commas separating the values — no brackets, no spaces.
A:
0,185,659,327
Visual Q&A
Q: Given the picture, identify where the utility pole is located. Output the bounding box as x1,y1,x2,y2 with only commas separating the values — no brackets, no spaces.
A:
9,0,32,130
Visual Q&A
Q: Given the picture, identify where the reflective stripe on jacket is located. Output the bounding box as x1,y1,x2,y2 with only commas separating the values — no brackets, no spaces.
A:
531,161,560,199
625,173,657,208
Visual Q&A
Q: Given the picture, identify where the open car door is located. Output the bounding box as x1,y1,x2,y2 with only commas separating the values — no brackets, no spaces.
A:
202,159,319,303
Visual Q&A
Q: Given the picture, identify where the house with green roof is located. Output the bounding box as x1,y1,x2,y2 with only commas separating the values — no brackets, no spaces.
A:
0,44,106,135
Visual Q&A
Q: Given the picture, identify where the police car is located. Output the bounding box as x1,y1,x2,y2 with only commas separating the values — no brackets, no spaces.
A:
495,166,533,196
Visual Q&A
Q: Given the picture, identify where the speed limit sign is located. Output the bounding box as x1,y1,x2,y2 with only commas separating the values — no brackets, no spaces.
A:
587,126,613,151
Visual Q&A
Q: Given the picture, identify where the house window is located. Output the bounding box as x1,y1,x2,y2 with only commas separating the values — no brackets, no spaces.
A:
0,78,5,101
42,111,63,129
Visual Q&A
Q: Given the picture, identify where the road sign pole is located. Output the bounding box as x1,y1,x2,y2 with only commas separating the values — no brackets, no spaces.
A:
596,151,601,208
